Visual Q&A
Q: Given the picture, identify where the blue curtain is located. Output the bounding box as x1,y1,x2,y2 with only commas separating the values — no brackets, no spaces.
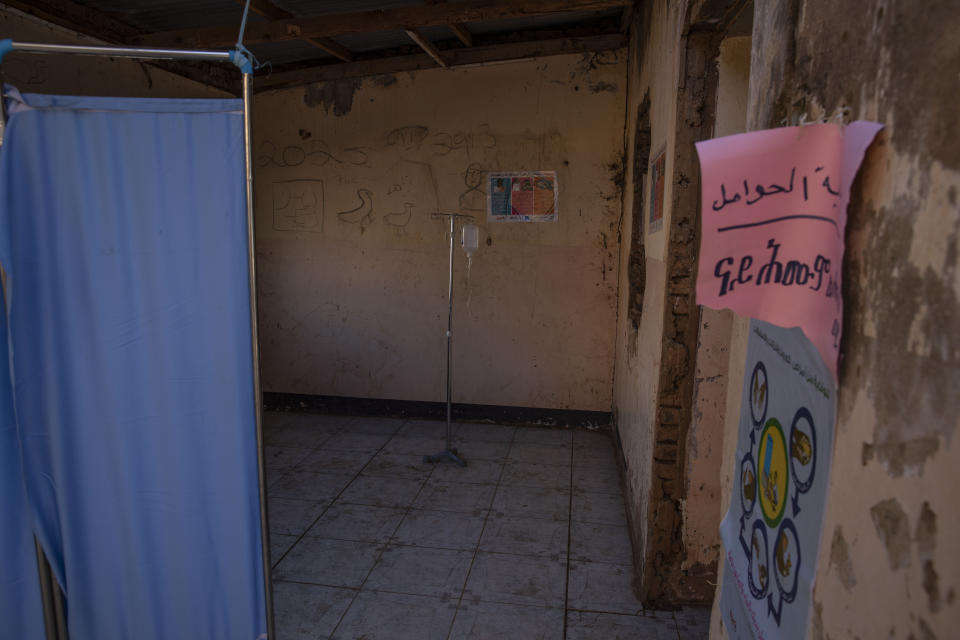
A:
0,87,266,639
0,283,45,640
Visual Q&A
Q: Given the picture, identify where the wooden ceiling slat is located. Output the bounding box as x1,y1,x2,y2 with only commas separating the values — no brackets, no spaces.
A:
404,28,448,67
449,23,474,47
134,0,634,48
234,0,354,62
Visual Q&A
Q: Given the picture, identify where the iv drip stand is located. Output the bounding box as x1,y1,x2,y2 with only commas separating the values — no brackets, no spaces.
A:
424,212,472,467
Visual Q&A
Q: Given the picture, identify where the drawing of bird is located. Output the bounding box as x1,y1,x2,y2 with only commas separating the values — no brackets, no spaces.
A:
384,202,414,228
337,188,375,227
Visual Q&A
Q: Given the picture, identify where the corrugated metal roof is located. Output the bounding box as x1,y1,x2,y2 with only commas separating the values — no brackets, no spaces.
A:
68,0,624,68
248,39,334,66
465,9,622,36
75,0,267,32
332,25,450,55
272,0,427,17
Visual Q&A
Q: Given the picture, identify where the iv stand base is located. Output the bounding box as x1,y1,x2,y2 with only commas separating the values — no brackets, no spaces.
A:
423,449,467,467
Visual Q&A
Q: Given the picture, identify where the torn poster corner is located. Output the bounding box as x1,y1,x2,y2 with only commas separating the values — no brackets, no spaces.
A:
694,120,883,377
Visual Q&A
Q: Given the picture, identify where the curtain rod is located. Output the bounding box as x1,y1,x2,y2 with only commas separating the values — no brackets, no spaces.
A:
0,40,252,73
0,40,232,63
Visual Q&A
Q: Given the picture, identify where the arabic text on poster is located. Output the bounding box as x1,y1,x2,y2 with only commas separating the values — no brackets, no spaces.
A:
694,122,882,376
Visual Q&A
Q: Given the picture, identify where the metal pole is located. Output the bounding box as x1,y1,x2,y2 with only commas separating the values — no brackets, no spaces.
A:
424,212,469,467
8,41,233,62
242,72,275,640
445,214,454,452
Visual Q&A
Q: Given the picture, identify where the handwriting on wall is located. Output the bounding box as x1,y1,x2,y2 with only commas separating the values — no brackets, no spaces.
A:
259,123,498,237
695,121,883,375
258,140,370,169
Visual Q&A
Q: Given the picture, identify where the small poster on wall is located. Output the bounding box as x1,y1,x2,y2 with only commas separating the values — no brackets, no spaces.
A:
487,171,558,222
649,146,666,233
719,319,836,640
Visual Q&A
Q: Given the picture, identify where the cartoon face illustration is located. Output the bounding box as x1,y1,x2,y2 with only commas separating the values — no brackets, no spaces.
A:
753,374,767,412
791,428,812,465
742,467,756,502
752,531,768,589
775,529,793,578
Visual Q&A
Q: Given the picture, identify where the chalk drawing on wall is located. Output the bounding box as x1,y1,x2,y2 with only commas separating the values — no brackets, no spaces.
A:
386,126,429,156
258,140,371,168
4,58,47,85
459,163,486,212
336,188,375,231
383,203,414,229
272,179,324,233
431,124,497,157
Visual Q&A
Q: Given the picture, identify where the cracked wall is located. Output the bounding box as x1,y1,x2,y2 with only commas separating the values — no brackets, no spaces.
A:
710,1,960,638
613,0,739,606
253,53,626,410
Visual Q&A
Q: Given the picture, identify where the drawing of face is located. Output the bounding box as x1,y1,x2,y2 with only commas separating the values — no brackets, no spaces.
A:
533,177,555,215
464,164,483,188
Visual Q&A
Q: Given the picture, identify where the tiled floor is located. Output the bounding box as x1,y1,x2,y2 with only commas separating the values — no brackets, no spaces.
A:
264,412,710,640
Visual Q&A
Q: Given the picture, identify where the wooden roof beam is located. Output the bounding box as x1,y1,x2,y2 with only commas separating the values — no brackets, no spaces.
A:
135,0,634,48
405,28,448,68
254,32,626,91
233,0,354,62
449,23,474,47
2,0,239,93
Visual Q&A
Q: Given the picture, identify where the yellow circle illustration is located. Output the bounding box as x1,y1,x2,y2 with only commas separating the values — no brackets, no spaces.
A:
757,418,789,528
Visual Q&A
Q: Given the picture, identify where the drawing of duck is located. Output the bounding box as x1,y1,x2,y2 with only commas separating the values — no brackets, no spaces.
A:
337,188,375,227
384,202,414,228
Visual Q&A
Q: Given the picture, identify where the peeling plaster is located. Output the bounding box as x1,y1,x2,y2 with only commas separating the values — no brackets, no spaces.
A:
828,526,857,590
869,498,911,571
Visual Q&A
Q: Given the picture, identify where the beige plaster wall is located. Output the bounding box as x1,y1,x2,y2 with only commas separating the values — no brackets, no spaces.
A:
711,1,960,638
0,7,228,98
612,0,685,581
252,52,626,410
682,31,752,581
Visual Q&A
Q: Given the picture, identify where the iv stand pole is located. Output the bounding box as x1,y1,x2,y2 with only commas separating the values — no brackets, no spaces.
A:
424,212,471,467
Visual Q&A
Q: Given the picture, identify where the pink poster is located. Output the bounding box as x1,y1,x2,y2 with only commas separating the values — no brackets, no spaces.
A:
695,121,882,376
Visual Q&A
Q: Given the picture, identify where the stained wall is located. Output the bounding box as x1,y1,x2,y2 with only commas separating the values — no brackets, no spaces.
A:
611,0,684,598
0,7,228,98
252,52,626,410
710,1,960,637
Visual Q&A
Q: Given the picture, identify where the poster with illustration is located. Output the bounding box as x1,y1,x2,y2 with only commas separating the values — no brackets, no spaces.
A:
487,171,558,222
720,319,836,640
649,146,666,233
